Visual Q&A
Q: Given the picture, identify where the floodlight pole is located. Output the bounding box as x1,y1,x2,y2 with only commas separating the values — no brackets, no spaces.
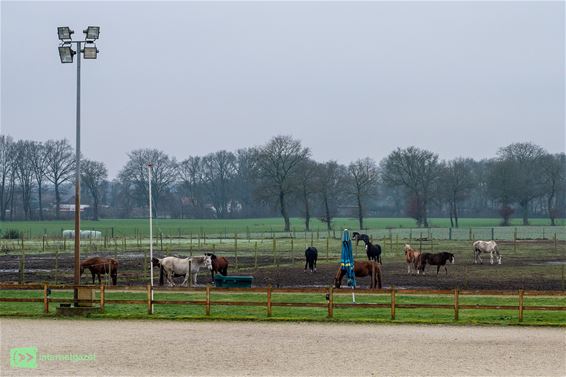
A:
58,27,99,307
73,41,82,307
148,163,154,314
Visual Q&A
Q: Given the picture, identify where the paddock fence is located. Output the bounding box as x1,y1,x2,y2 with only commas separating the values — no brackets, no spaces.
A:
1,284,565,323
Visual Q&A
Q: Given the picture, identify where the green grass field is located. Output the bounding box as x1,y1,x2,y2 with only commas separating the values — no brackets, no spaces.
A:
1,288,564,326
1,217,565,239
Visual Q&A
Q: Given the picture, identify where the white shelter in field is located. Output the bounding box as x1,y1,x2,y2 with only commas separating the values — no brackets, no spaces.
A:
62,230,102,239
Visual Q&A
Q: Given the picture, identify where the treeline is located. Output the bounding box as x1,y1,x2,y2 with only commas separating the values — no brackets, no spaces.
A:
1,135,564,229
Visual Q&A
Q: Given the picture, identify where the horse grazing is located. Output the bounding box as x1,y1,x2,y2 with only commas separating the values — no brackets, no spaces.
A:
80,257,118,285
334,261,382,289
404,244,421,274
364,240,382,263
473,240,501,265
304,247,318,272
155,255,213,287
352,232,370,246
204,253,229,280
417,252,455,275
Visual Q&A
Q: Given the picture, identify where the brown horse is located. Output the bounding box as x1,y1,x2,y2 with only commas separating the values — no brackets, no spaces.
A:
334,261,382,289
80,257,118,285
417,252,455,275
205,253,229,280
404,244,421,274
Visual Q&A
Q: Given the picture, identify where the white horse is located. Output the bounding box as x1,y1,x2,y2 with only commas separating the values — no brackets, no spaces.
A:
473,240,502,265
156,255,213,287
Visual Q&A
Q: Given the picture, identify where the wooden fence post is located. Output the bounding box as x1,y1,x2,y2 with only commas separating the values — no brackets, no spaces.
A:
188,260,192,288
326,238,329,261
147,284,153,314
235,233,239,271
327,287,334,318
19,249,25,284
206,285,211,316
391,289,396,320
267,285,272,317
454,289,459,321
100,285,105,313
291,238,294,265
518,289,524,322
43,283,49,313
254,242,258,270
272,238,276,266
554,233,557,252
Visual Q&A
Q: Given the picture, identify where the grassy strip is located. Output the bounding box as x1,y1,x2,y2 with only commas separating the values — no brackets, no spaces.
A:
1,289,564,326
2,217,565,239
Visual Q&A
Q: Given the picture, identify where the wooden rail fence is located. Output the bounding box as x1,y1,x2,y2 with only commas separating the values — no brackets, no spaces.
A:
1,284,565,322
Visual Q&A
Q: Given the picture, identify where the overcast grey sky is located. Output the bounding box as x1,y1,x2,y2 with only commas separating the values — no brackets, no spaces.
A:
1,1,564,179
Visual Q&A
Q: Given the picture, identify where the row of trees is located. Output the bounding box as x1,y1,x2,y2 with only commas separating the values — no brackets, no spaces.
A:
1,134,565,229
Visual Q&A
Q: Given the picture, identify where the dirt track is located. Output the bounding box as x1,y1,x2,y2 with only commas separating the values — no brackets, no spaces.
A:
1,318,565,376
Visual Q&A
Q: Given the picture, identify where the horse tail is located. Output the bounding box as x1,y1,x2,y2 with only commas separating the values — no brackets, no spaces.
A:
159,264,164,286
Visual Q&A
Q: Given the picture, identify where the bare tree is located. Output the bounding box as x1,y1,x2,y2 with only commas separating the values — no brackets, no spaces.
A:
178,156,204,218
14,141,35,219
44,139,75,219
348,158,379,230
234,148,261,217
496,142,547,225
541,153,566,226
381,147,440,227
0,135,16,221
118,149,177,217
29,141,48,220
201,150,237,218
81,159,108,220
295,159,317,231
256,135,310,232
439,158,475,228
316,161,347,230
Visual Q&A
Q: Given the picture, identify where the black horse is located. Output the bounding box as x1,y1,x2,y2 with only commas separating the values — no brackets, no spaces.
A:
352,232,370,246
364,240,382,263
417,252,455,275
304,247,318,272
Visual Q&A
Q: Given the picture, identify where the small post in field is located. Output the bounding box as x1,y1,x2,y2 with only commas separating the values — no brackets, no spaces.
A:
100,285,105,313
267,284,272,317
518,289,524,322
327,287,334,318
147,284,153,315
43,283,49,313
453,289,459,321
390,288,396,320
205,285,211,316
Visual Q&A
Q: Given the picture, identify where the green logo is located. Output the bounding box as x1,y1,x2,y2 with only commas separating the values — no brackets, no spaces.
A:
10,347,37,369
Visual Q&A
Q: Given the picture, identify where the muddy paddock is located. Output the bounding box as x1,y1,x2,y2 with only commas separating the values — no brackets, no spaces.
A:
1,241,564,290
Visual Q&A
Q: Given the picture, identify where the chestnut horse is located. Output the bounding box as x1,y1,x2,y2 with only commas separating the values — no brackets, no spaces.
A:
404,244,421,274
205,253,229,280
80,257,118,285
334,261,382,289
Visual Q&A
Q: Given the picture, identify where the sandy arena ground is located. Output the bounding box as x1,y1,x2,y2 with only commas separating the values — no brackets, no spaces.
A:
1,319,565,376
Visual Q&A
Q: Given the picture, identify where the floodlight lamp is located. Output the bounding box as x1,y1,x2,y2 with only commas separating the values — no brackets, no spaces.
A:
83,44,99,59
83,26,100,41
57,26,74,41
59,46,76,63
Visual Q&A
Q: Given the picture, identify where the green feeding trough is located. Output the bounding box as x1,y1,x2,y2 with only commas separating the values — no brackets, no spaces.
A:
214,275,254,288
